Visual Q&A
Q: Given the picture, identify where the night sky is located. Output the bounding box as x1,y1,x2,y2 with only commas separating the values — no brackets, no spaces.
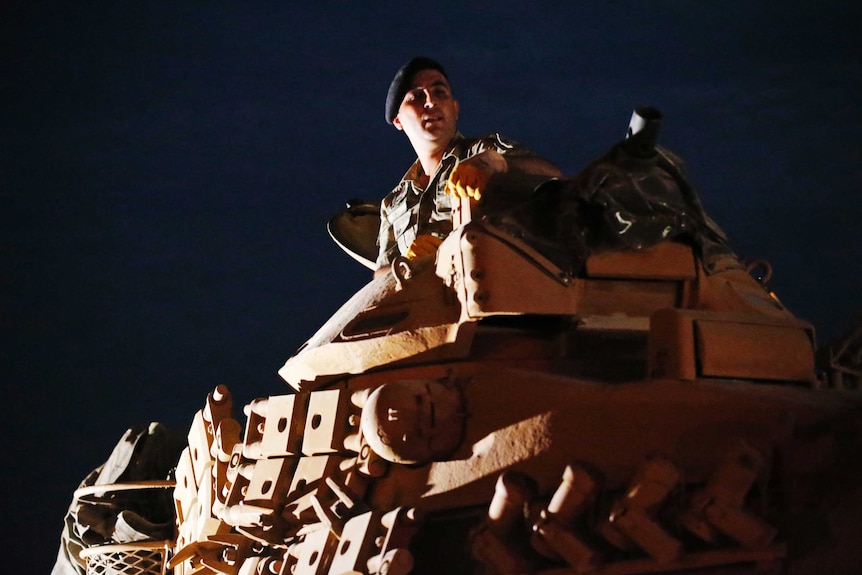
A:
3,3,861,572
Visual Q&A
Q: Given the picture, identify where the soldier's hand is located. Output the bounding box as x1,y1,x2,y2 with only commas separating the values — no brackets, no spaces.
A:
406,234,443,259
445,149,508,200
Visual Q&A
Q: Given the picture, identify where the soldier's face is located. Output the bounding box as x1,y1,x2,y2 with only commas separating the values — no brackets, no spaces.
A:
393,69,459,147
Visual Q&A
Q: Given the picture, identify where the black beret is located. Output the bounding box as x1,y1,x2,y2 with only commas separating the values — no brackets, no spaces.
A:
385,57,448,125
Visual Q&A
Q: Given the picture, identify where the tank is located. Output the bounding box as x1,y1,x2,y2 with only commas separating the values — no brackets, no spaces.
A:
56,109,862,575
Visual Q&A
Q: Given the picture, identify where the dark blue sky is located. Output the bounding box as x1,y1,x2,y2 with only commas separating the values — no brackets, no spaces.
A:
3,2,860,572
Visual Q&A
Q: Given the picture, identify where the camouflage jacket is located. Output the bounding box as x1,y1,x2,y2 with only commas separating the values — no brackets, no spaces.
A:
376,132,533,268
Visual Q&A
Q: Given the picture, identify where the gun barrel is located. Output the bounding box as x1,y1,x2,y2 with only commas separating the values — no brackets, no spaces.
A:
624,106,663,158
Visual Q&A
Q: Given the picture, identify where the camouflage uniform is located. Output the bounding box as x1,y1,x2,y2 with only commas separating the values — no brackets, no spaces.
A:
376,132,535,268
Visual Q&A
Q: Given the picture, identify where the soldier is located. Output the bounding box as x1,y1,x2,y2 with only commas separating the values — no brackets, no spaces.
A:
376,57,561,274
